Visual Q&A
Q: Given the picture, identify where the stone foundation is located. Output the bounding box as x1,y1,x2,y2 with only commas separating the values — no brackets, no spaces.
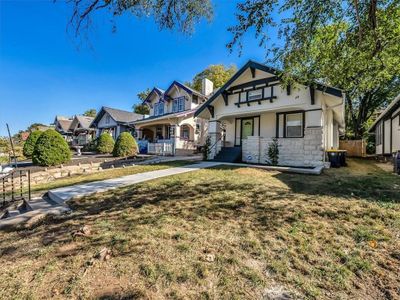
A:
242,127,324,167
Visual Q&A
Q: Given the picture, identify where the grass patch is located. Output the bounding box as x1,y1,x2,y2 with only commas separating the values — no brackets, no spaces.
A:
0,159,399,299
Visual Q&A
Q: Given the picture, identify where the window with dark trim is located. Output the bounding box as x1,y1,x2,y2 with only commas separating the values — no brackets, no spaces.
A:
248,89,262,101
286,113,303,137
192,95,199,104
173,97,185,113
181,125,190,140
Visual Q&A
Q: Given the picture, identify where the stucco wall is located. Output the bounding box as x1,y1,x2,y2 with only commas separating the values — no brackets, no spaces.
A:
242,127,324,167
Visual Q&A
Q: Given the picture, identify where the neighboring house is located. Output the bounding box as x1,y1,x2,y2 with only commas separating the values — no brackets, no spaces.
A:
91,107,143,140
195,60,345,167
69,115,96,146
132,80,211,152
53,116,73,141
369,93,400,156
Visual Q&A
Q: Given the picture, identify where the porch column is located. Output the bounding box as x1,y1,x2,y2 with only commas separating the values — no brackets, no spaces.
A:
174,125,181,151
208,120,222,160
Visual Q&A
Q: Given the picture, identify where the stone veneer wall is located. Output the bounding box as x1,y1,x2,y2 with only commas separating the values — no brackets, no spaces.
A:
242,127,324,167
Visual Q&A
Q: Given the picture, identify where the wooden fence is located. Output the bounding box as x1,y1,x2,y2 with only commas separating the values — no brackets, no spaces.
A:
339,140,366,157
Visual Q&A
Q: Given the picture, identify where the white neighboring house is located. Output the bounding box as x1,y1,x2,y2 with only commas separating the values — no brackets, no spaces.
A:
195,60,345,167
132,81,211,153
369,94,400,156
53,115,73,142
91,107,143,140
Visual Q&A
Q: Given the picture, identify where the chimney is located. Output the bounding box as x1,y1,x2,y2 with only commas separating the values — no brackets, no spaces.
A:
201,78,214,97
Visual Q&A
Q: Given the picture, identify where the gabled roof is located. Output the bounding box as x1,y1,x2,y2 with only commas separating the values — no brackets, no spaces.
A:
91,106,142,126
57,119,73,133
70,115,95,131
195,60,343,117
369,93,400,132
143,87,165,104
164,81,205,98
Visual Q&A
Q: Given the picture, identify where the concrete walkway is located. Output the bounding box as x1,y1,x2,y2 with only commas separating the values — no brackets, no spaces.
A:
48,161,222,204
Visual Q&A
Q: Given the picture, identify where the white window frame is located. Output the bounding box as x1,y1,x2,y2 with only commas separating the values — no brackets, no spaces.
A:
173,97,185,113
285,113,303,138
248,89,263,101
154,103,164,116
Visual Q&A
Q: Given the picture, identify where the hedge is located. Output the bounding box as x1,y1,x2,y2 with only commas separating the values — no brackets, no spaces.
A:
32,129,71,166
97,133,115,154
23,130,42,158
113,132,138,157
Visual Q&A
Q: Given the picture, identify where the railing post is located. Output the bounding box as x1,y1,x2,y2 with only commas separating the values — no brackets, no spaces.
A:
20,170,23,198
2,177,5,207
11,171,14,201
28,170,31,201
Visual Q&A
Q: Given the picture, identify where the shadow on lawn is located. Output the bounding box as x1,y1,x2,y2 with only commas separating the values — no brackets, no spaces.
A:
1,161,398,260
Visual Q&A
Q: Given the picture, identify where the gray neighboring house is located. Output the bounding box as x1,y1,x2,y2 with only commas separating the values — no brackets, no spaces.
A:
53,115,73,141
369,94,400,156
91,107,143,140
69,115,96,146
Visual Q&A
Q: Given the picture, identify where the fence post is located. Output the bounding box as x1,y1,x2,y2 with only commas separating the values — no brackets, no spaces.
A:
11,171,14,200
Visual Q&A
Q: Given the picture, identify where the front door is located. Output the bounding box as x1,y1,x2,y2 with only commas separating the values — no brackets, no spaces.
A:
241,118,254,142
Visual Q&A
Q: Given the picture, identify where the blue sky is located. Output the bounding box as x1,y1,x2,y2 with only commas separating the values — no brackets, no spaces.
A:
0,0,269,136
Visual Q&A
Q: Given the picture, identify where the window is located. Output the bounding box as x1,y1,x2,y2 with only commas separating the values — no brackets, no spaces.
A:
248,89,263,101
376,122,382,145
105,115,111,124
173,97,185,113
285,113,303,137
156,126,163,139
192,95,199,104
181,125,190,140
154,103,164,116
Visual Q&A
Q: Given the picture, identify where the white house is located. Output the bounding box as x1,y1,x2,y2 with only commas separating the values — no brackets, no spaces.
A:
369,93,400,156
132,81,211,154
195,60,345,167
91,107,143,140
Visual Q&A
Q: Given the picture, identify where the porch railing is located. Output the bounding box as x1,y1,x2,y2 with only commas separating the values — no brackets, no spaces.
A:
148,142,174,156
1,169,31,208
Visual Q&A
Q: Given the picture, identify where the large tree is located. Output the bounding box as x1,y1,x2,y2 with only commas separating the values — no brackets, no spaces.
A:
84,109,97,118
133,88,151,115
189,64,237,92
227,0,400,138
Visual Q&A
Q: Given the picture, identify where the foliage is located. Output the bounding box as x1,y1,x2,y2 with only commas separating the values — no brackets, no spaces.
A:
133,103,150,115
27,123,49,132
137,88,152,102
189,64,237,92
97,133,115,154
267,138,279,166
227,0,400,138
68,0,213,38
32,129,71,166
113,132,138,157
202,136,211,161
83,109,97,118
23,131,43,158
83,137,98,152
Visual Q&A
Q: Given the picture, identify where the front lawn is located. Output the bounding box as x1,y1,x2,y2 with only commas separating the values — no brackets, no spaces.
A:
0,159,399,299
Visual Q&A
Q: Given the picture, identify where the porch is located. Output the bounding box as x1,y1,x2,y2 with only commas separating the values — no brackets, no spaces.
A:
208,110,335,167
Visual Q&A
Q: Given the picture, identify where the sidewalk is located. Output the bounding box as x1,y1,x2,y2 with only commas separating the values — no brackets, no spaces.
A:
48,161,221,204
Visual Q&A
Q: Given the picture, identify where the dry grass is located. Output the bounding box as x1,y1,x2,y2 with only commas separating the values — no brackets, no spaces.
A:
0,159,399,299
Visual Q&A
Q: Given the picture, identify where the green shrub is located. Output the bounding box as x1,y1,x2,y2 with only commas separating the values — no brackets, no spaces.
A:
83,137,98,152
113,132,138,157
267,138,279,166
23,131,42,158
97,133,115,154
32,129,71,166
